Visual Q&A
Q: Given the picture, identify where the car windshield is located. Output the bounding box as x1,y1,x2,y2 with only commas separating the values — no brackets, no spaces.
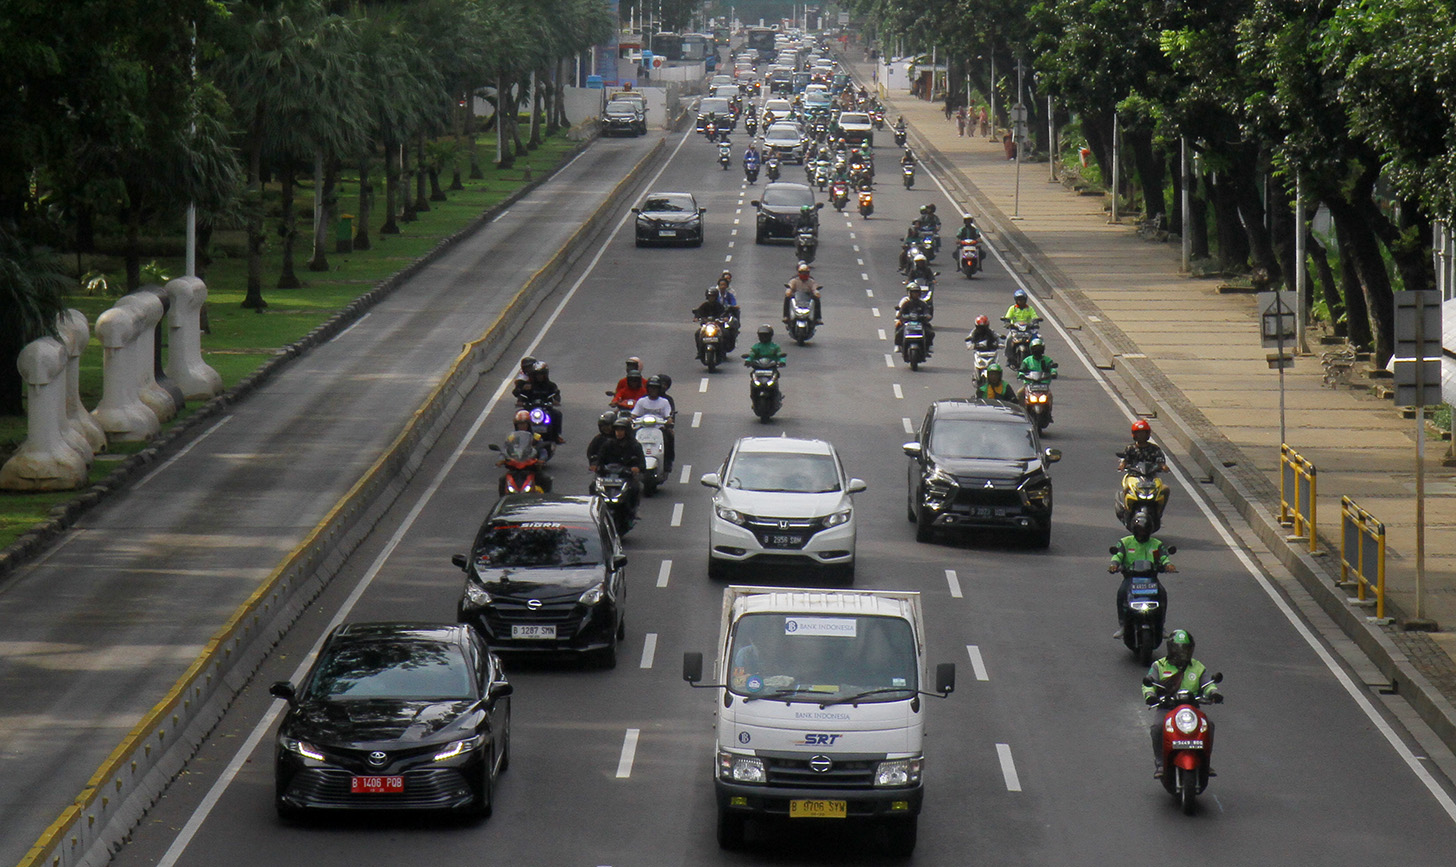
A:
761,186,813,207
766,126,799,141
727,614,918,702
641,195,694,212
840,113,869,124
726,451,840,492
700,99,730,113
930,419,1038,460
607,104,634,115
473,521,604,568
308,640,475,701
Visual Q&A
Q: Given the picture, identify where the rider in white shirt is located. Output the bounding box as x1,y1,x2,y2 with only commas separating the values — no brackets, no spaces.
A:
629,376,676,471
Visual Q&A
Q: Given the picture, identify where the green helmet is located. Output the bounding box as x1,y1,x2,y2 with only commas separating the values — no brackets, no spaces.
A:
1167,629,1194,667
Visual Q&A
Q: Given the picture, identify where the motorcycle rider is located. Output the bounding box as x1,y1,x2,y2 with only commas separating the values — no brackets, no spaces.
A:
500,410,549,486
591,416,646,523
905,248,936,285
900,148,916,169
630,375,676,472
692,288,730,363
610,367,648,411
511,361,565,444
956,213,983,244
744,324,788,365
977,363,1019,402
783,261,823,325
1018,338,1058,419
586,410,616,468
965,314,1000,351
894,283,935,354
919,203,942,234
1004,288,1040,325
1141,629,1221,779
1119,419,1170,473
1108,511,1175,638
513,355,538,384
743,142,761,179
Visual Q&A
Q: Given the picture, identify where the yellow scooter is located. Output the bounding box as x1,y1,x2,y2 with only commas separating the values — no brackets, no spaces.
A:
1116,453,1170,532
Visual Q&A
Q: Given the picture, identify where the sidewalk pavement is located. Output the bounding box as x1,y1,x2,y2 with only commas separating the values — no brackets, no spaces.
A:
847,58,1456,707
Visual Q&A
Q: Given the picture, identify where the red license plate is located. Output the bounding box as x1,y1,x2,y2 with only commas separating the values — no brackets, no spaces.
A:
351,775,404,794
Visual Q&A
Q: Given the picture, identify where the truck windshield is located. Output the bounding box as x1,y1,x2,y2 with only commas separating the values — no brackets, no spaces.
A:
728,614,917,702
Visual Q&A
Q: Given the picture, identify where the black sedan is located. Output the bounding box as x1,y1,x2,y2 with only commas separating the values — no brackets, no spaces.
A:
633,192,705,247
751,182,821,244
453,495,628,667
269,622,512,819
903,399,1062,548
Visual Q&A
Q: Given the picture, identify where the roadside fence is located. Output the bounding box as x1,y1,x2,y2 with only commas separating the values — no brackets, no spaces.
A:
1278,444,1318,554
1339,496,1387,620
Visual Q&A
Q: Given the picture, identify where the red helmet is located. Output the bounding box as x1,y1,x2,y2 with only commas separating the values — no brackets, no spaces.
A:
975,314,989,326
1131,419,1151,437
514,410,530,425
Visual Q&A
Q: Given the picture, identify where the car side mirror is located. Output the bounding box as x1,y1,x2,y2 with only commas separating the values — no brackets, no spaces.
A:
700,472,722,488
847,478,867,493
269,681,296,703
613,554,629,570
489,680,514,699
902,442,922,458
1211,671,1223,683
749,200,761,207
683,651,704,683
1166,545,1177,556
1044,448,1062,463
935,663,956,695
1109,545,1120,555
630,208,640,214
452,553,469,571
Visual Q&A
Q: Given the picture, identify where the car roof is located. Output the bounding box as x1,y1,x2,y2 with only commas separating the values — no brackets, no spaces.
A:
486,493,601,523
929,398,1036,424
732,435,836,456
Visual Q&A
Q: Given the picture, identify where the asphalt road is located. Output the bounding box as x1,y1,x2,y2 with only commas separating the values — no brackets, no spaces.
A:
96,108,1456,866
0,133,659,867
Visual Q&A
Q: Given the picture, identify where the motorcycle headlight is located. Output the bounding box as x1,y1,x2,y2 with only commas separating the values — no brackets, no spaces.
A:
578,584,605,606
874,758,923,787
704,323,719,336
718,751,766,783
822,508,852,528
1174,708,1199,735
715,505,747,525
280,737,325,762
464,581,493,608
528,407,549,425
433,734,485,762
1129,600,1159,612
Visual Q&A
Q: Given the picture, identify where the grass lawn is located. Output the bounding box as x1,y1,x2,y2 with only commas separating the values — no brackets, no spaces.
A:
0,131,580,549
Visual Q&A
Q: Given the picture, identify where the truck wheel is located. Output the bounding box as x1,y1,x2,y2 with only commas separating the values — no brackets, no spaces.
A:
885,817,918,856
717,808,746,850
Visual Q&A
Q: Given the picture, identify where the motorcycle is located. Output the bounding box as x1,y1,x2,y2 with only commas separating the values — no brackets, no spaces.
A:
704,120,718,140
813,160,831,190
633,413,670,496
695,316,730,372
857,189,874,219
829,180,849,210
900,313,931,371
592,463,638,536
1116,456,1171,533
518,400,558,462
1146,671,1224,815
489,431,550,496
765,156,781,181
744,158,760,183
958,238,982,277
968,338,999,386
917,226,939,260
871,109,885,129
894,127,907,148
1112,543,1177,666
1001,317,1041,368
718,141,732,170
902,163,915,189
745,116,758,137
1019,368,1055,432
745,356,784,422
794,226,818,263
785,292,817,344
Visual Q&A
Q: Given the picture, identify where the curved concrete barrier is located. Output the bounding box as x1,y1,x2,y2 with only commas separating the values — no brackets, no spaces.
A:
92,304,161,442
164,277,223,401
59,309,107,455
0,338,89,490
114,293,175,424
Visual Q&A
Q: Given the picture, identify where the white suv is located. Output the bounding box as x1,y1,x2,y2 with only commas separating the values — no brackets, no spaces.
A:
702,437,865,582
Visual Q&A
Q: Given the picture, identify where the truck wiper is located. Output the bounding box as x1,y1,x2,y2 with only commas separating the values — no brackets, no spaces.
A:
743,687,832,703
817,687,916,707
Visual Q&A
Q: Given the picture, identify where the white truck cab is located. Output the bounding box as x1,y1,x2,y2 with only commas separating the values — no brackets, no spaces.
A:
683,586,955,855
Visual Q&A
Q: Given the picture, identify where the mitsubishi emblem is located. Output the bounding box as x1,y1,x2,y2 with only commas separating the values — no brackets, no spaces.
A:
984,479,995,488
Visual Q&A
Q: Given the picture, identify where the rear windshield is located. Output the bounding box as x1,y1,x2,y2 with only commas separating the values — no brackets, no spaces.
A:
700,99,730,113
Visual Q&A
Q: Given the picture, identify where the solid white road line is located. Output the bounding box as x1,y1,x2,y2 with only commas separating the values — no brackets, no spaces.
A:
884,354,895,368
699,377,710,393
902,417,914,434
616,729,641,778
135,417,234,489
155,125,704,867
671,503,684,527
679,464,692,484
996,744,1022,792
892,383,903,399
923,156,1456,823
945,569,962,598
334,311,372,341
966,645,989,681
640,633,658,669
692,411,702,428
657,559,672,588
491,209,511,223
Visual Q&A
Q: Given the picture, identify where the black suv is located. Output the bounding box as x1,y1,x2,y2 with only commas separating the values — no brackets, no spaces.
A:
453,495,628,667
903,400,1061,547
751,182,821,243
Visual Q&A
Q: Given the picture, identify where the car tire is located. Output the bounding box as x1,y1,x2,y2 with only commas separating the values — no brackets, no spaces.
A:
914,506,935,543
617,613,627,641
1029,520,1052,549
598,639,618,670
708,555,732,581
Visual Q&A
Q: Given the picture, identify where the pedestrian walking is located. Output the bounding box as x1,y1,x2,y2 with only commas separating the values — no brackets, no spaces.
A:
977,107,989,137
944,98,954,120
955,106,967,137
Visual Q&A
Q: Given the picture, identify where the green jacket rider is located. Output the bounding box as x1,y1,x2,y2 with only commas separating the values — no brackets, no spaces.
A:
976,364,1018,402
744,324,787,364
1141,629,1221,778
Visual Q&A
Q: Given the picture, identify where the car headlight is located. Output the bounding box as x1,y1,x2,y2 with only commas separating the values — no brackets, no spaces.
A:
280,737,325,762
578,584,605,606
464,582,493,608
715,504,747,525
718,751,766,783
433,734,485,762
925,467,956,491
1174,708,1199,735
822,508,852,528
1024,485,1051,503
875,757,923,787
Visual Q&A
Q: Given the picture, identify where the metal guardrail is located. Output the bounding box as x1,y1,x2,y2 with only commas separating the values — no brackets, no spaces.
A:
1278,444,1318,553
1340,496,1387,619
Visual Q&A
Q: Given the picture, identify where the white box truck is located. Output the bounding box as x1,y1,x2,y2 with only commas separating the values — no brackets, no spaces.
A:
682,586,955,855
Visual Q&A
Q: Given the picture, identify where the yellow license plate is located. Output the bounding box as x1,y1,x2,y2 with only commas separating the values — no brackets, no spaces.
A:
789,799,847,819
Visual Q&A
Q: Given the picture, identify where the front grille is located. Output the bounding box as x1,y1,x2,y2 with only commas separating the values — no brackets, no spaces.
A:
743,515,826,549
765,756,876,789
285,768,472,809
481,600,580,627
953,487,1023,508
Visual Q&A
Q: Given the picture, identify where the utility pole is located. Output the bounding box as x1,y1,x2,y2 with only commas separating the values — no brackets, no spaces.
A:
1110,110,1120,223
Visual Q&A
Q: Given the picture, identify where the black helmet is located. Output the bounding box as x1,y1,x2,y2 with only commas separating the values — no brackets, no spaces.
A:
926,203,937,213
757,324,774,341
1131,511,1152,541
1166,629,1194,668
647,375,664,389
598,410,616,432
531,361,550,376
706,288,719,299
612,416,632,430
519,354,537,370
626,368,643,382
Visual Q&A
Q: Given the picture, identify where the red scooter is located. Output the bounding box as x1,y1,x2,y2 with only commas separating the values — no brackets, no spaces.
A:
958,238,982,277
490,431,549,496
1146,672,1223,814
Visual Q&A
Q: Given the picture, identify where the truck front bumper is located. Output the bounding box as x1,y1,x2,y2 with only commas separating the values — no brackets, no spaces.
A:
714,779,923,819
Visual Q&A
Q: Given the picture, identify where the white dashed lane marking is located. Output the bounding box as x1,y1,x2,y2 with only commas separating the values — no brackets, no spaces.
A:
997,744,1022,792
616,730,641,778
670,503,684,527
945,569,963,598
893,383,903,399
872,307,881,318
902,417,913,433
884,354,894,368
966,645,989,681
639,633,658,669
657,559,672,587
679,464,692,484
879,329,888,341
692,411,702,428
699,378,709,393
